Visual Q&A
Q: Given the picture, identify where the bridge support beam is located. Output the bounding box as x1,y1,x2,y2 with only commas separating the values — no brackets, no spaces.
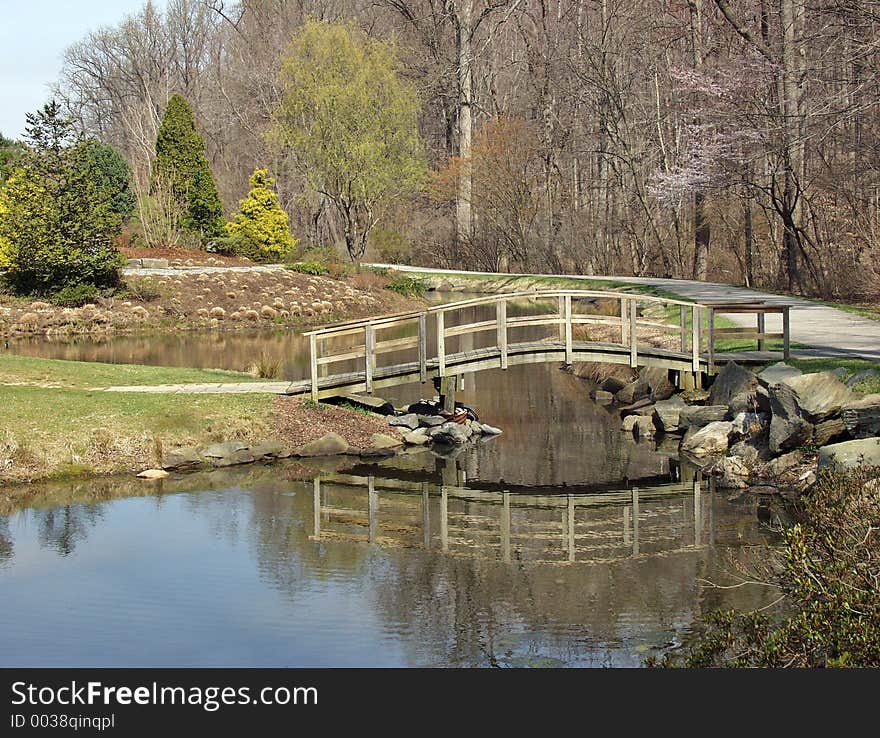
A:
439,375,457,414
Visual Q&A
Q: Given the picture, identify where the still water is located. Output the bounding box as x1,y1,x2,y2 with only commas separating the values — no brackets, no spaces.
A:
0,297,783,667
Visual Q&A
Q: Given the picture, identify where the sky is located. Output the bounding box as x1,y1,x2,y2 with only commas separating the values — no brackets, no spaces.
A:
0,0,148,138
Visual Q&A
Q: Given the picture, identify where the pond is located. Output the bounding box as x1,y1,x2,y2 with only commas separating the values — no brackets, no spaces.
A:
0,294,784,667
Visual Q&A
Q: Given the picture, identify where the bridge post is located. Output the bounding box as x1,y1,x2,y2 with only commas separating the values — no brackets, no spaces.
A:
496,300,508,369
418,313,427,383
440,375,457,413
691,305,701,388
620,297,628,345
557,295,566,343
757,312,766,351
436,311,446,375
365,324,375,394
680,305,687,352
782,305,791,359
564,294,573,363
707,307,716,374
629,298,638,367
309,334,319,402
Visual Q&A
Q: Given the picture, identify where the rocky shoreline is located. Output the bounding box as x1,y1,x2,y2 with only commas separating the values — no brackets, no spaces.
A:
593,360,880,498
143,394,502,479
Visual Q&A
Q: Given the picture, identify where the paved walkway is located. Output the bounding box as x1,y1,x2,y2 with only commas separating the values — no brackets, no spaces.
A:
368,263,880,362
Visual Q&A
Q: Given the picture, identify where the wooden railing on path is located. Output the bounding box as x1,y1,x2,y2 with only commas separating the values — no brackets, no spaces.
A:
299,290,791,400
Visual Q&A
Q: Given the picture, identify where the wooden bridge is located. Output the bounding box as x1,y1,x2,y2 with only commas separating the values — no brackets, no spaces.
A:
310,470,710,564
292,290,791,401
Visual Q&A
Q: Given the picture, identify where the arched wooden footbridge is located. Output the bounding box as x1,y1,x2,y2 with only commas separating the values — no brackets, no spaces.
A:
290,289,791,401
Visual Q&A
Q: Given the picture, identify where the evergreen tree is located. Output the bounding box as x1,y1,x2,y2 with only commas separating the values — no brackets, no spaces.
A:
152,94,223,238
83,139,135,220
0,132,24,186
225,169,298,262
0,102,123,294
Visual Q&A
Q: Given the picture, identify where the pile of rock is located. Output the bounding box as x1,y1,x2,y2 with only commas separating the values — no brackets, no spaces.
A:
615,360,880,494
385,406,502,452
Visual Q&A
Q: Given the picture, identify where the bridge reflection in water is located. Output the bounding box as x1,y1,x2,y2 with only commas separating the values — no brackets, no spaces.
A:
311,467,711,566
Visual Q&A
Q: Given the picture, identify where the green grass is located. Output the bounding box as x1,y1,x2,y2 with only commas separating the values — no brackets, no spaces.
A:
0,354,263,389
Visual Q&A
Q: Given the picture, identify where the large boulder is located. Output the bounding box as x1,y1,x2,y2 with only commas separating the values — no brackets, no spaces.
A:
728,386,771,416
388,413,419,431
731,412,767,440
294,432,349,456
680,405,729,430
709,362,758,406
768,382,813,455
370,433,404,450
619,397,655,418
633,416,657,440
640,367,676,401
600,376,628,394
758,362,802,387
404,428,430,445
781,371,854,422
201,441,248,459
429,422,469,446
162,446,203,471
681,421,734,456
710,456,750,489
249,440,291,459
615,377,651,405
480,424,503,436
812,417,847,447
817,438,880,469
653,396,687,434
841,394,880,438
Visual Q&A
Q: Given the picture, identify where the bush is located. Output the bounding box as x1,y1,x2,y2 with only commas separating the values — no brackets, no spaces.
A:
225,169,299,263
369,227,411,264
0,103,124,295
124,277,162,302
650,464,880,668
51,283,102,307
385,274,427,297
286,261,329,276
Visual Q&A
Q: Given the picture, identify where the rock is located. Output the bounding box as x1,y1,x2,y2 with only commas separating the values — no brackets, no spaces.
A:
359,447,396,458
633,416,657,440
294,432,349,456
404,428,431,445
212,449,256,467
709,362,758,406
480,423,503,436
758,362,802,387
729,440,761,468
619,397,655,417
388,413,419,431
681,388,710,405
680,421,734,456
731,412,766,440
621,415,640,434
600,376,627,394
680,405,729,430
325,394,395,416
781,371,854,422
842,394,880,438
137,468,169,480
590,389,614,403
370,433,404,450
763,451,804,478
430,422,469,445
640,367,676,401
818,438,880,469
711,456,750,489
249,440,290,459
418,415,445,428
812,417,847,447
615,377,651,405
768,382,813,455
162,446,203,471
728,386,771,416
653,396,687,434
845,369,879,388
201,441,249,459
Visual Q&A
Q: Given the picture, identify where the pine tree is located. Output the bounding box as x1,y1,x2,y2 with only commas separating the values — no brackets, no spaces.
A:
225,169,298,262
152,94,223,238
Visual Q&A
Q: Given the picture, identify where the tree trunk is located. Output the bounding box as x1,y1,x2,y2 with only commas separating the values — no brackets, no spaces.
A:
455,0,474,253
689,0,710,281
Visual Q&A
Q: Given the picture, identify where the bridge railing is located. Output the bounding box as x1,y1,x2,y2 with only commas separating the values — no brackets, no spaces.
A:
302,290,790,400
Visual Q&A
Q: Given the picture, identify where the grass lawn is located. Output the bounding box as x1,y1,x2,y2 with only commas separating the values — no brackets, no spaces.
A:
0,355,274,484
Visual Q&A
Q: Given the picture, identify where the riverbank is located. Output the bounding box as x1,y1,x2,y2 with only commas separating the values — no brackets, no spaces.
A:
0,264,422,339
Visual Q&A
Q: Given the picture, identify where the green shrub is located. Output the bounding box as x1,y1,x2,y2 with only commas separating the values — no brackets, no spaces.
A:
225,169,298,263
369,227,411,263
650,464,880,668
51,283,102,307
124,277,162,302
385,274,426,297
286,261,329,276
0,102,124,295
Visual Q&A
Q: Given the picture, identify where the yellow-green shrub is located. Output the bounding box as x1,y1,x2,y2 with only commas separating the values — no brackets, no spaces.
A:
224,169,298,262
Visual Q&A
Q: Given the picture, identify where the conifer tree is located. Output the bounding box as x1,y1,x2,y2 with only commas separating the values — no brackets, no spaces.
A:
225,169,298,262
153,94,223,238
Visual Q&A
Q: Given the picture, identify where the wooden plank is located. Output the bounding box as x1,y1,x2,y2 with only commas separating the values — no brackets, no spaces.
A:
713,329,783,339
620,297,628,345
316,348,366,365
564,294,573,364
443,319,497,338
497,300,508,370
691,305,700,373
373,336,419,354
505,315,565,328
757,312,766,351
629,298,638,367
708,307,715,374
418,313,427,383
436,311,446,375
680,305,687,352
309,333,318,402
783,305,791,359
558,295,566,342
365,324,375,393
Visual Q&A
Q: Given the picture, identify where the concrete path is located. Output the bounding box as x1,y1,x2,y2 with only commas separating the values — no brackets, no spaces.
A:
123,264,286,277
369,263,880,362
